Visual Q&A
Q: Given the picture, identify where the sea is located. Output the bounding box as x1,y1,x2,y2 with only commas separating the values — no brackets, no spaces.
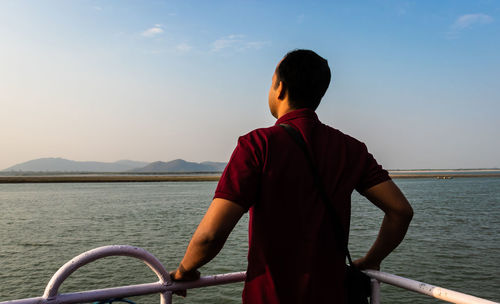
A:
1,177,499,303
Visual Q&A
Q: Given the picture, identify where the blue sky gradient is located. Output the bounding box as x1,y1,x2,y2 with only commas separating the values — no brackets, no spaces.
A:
1,1,499,169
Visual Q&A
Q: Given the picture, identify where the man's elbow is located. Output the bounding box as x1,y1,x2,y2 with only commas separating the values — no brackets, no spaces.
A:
384,198,413,224
194,230,226,248
395,203,414,223
403,205,414,222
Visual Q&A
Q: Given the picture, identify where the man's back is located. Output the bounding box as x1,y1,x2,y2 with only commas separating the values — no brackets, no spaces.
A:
215,109,390,303
170,50,412,304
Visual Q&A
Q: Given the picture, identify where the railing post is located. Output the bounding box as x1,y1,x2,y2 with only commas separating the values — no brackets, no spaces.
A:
161,291,172,304
370,278,381,304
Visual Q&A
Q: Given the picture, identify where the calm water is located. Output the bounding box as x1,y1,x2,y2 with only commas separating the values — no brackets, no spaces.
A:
0,178,499,303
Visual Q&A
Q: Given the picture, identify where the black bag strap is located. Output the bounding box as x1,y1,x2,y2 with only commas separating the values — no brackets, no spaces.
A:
279,123,354,266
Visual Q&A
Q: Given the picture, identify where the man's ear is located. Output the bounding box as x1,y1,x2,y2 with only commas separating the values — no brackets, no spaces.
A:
277,81,287,100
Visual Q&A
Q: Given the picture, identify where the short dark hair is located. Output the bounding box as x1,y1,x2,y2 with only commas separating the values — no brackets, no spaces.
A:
276,49,331,110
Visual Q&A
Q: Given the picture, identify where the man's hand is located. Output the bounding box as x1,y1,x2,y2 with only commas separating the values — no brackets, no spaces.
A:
171,266,201,281
169,265,201,297
353,256,380,271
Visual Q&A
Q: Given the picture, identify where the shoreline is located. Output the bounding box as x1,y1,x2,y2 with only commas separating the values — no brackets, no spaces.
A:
0,175,221,183
1,173,500,183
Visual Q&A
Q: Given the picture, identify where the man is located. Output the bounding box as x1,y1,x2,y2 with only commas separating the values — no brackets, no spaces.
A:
171,49,413,303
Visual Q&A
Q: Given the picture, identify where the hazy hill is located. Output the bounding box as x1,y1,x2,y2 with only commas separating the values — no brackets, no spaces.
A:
131,159,225,173
3,158,149,172
3,158,227,173
201,161,227,172
114,160,150,168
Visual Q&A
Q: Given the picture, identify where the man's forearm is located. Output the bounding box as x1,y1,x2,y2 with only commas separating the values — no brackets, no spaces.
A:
363,211,413,267
175,198,245,277
356,180,414,269
179,231,227,274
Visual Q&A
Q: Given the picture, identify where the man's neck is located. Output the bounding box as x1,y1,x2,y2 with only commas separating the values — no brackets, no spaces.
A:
275,101,296,119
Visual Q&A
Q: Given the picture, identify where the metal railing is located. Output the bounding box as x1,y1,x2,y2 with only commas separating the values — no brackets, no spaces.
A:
0,245,497,304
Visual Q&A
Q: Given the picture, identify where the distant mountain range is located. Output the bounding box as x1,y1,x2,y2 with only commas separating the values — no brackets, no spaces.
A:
3,158,227,173
130,159,227,173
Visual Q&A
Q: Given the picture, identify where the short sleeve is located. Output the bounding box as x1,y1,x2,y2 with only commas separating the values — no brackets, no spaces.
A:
355,143,391,194
214,135,262,211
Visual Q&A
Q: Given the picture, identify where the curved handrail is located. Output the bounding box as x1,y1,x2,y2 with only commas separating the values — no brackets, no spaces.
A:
42,245,172,303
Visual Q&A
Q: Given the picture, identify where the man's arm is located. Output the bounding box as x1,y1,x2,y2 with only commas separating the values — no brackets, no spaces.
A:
354,180,414,270
171,198,245,281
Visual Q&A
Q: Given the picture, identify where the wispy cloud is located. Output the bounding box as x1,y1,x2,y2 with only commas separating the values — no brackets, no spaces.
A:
211,34,268,52
447,14,494,39
176,43,192,52
92,6,103,11
142,24,164,38
212,34,244,51
395,1,412,16
377,1,412,17
452,14,494,30
297,14,305,24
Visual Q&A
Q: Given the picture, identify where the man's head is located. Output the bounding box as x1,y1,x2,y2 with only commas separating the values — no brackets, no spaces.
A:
273,49,331,111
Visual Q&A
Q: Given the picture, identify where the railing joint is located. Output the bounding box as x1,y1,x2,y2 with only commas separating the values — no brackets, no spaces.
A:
163,280,173,287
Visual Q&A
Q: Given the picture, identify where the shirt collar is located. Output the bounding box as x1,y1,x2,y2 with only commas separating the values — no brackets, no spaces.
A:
275,108,319,125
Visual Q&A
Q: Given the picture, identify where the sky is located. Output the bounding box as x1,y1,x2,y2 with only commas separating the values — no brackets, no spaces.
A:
1,0,499,170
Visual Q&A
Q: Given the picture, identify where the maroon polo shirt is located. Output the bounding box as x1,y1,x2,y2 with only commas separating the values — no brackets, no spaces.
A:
214,109,390,303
